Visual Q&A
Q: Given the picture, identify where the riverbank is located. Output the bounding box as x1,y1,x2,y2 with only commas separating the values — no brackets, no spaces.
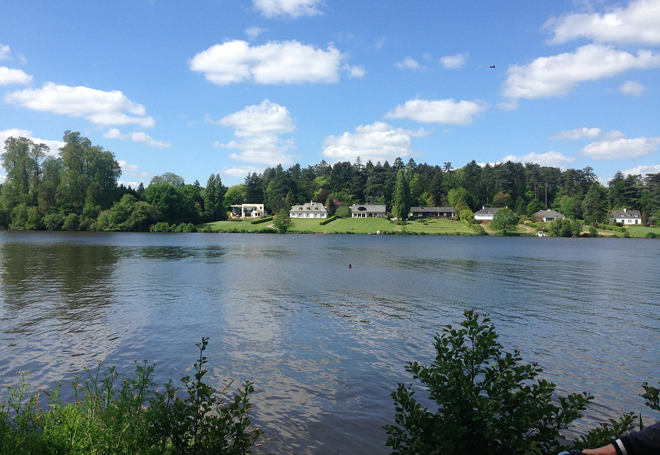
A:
197,217,660,237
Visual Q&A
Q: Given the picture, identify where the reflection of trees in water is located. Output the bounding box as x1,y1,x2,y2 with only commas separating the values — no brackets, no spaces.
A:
0,242,122,385
0,243,120,313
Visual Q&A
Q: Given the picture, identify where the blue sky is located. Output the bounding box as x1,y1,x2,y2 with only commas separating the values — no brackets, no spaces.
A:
1,0,659,188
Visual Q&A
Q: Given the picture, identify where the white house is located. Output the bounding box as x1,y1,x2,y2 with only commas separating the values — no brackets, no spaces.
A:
230,204,266,218
533,210,565,222
610,209,642,225
290,201,328,219
474,206,501,221
350,204,386,218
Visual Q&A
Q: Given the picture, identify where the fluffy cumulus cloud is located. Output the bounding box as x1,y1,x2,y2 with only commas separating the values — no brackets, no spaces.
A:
620,80,645,96
622,163,660,177
6,83,155,128
580,136,660,159
223,165,266,178
440,53,468,69
253,0,324,18
104,129,170,148
550,127,602,140
501,151,576,167
0,128,65,156
503,44,660,99
0,66,32,85
322,122,426,163
190,40,359,85
395,57,424,71
545,0,660,45
213,99,296,166
385,98,488,125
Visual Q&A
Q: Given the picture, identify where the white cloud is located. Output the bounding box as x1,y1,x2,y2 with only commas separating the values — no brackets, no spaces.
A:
501,151,576,167
545,0,660,45
0,128,65,156
550,127,602,140
385,98,488,125
245,26,267,39
395,57,424,71
118,180,141,189
6,82,155,128
322,122,426,163
253,0,325,18
104,128,170,148
213,99,296,166
503,45,660,99
580,136,660,159
0,66,32,85
117,160,149,188
0,44,11,60
440,53,468,69
223,165,266,178
0,174,5,184
622,163,660,177
620,80,645,96
344,64,366,78
190,40,355,85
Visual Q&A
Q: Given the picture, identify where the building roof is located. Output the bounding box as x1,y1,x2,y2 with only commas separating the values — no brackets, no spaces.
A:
290,201,328,213
350,204,386,213
410,206,455,213
610,209,641,219
534,210,565,219
475,207,501,216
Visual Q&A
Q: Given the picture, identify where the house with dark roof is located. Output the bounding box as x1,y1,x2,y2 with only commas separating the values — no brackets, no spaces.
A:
290,201,328,219
533,210,565,222
474,206,501,221
349,204,386,218
610,208,642,225
409,206,455,218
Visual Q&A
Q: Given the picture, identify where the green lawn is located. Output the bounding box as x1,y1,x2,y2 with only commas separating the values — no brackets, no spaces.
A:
625,225,660,238
198,216,477,235
197,219,274,232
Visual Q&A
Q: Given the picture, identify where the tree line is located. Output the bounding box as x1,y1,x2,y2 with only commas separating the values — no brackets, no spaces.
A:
2,132,660,231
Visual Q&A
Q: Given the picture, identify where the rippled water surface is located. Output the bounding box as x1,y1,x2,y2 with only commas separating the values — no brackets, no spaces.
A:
1,232,659,454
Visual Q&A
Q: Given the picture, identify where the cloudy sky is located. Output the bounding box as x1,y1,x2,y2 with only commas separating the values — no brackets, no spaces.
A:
1,0,659,187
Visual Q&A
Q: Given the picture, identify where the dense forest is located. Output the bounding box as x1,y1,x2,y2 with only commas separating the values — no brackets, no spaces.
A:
2,132,659,231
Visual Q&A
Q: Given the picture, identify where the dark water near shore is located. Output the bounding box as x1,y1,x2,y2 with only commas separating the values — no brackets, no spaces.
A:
1,232,659,454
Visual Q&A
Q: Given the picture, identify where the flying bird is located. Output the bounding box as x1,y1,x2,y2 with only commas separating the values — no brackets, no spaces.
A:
490,65,495,68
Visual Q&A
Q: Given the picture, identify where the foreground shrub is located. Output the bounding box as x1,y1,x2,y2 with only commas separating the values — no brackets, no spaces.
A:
385,310,592,455
0,338,261,455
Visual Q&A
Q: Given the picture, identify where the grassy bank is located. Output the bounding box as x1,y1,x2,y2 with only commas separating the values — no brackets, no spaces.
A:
199,217,476,235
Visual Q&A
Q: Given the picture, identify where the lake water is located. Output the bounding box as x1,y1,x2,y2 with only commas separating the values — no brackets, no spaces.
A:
1,232,659,454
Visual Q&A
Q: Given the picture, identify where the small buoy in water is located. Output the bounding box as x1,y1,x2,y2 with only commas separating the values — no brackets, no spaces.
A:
349,264,352,269
293,237,295,240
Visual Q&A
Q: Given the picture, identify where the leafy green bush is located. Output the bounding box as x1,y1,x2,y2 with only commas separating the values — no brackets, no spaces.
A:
319,216,337,225
645,232,657,238
0,338,262,455
150,221,172,232
250,216,273,225
384,310,592,455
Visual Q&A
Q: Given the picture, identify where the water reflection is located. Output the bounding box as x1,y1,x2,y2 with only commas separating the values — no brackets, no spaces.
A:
0,233,658,455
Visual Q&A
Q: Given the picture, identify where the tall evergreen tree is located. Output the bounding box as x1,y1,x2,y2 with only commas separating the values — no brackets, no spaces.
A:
393,169,410,220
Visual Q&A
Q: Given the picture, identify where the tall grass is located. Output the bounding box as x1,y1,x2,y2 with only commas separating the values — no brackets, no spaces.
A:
0,338,261,455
